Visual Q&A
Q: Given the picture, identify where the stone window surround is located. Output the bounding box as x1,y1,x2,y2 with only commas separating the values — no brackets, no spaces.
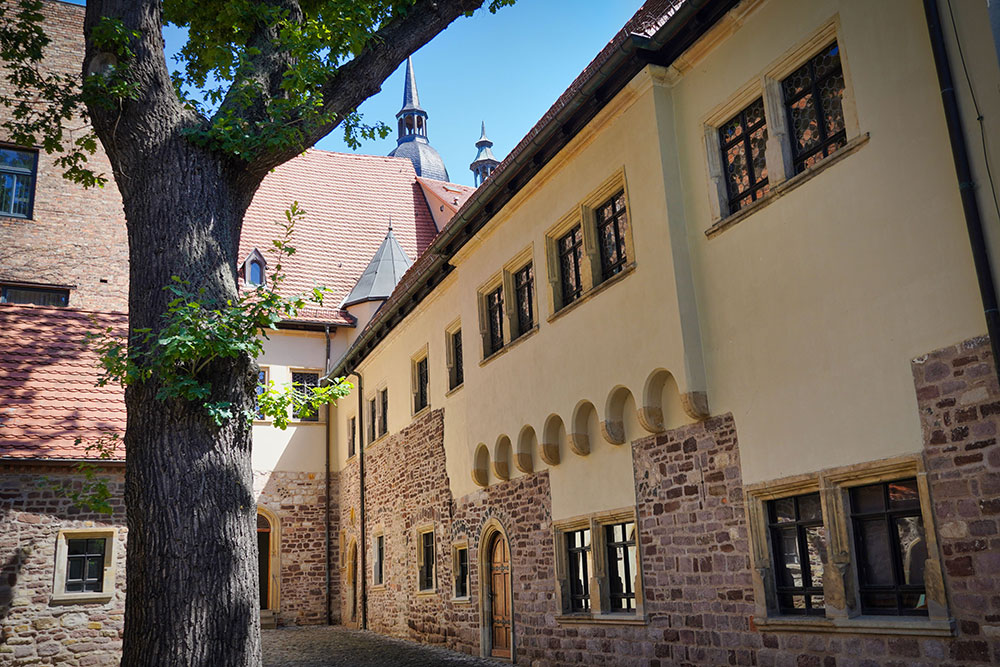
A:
51,527,117,604
415,523,437,595
444,318,464,395
365,383,389,447
552,507,647,625
476,246,540,367
745,455,954,637
345,412,357,460
543,168,635,318
476,271,504,362
702,15,862,236
410,344,430,418
371,528,386,589
289,367,325,424
452,541,471,603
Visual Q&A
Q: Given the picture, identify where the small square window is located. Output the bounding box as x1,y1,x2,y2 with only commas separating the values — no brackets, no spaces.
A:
767,492,826,615
291,371,320,421
52,528,116,603
454,546,469,598
513,263,534,339
0,147,37,218
557,226,584,308
783,42,846,174
418,530,435,591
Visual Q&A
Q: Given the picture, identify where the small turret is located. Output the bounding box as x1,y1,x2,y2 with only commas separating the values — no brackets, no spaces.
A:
470,122,500,187
388,58,449,181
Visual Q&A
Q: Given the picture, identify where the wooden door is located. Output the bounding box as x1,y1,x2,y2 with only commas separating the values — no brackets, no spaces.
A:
489,534,512,658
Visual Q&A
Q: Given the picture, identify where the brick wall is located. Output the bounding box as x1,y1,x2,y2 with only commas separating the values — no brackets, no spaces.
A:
0,1,129,313
0,463,126,666
254,469,331,627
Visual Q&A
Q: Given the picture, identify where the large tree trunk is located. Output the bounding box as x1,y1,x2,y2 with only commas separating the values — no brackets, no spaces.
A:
118,137,262,666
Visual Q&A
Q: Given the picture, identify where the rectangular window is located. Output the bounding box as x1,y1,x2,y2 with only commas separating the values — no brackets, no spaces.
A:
596,191,629,280
418,530,435,591
719,98,769,213
486,286,504,356
414,356,429,413
65,538,106,593
291,371,320,421
374,534,385,586
378,388,388,437
605,522,637,613
566,528,591,612
0,284,69,307
0,147,37,218
783,42,846,173
557,226,584,307
368,398,377,443
850,479,927,616
347,416,356,458
767,492,826,615
513,263,534,338
454,546,469,598
254,367,268,420
450,329,464,389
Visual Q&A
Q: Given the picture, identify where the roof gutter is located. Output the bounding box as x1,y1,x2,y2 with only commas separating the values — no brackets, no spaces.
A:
325,0,735,382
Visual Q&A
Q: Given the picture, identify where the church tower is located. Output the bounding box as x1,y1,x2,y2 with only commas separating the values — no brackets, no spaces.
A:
388,58,449,181
470,122,500,187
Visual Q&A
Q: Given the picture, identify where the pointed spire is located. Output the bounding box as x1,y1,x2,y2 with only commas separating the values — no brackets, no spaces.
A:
400,57,423,113
470,121,501,187
343,226,413,307
478,121,489,143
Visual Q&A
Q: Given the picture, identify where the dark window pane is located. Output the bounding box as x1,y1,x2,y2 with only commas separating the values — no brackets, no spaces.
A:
1,286,69,307
605,521,636,613
68,557,84,581
775,527,803,587
888,480,920,510
368,399,377,442
379,389,388,436
768,494,824,615
415,357,428,411
451,330,464,388
799,494,822,522
857,518,894,586
558,226,583,306
719,98,769,213
68,539,87,556
456,548,469,598
772,497,795,523
514,264,534,337
597,191,628,280
783,42,846,174
851,484,885,514
486,286,504,355
566,528,591,612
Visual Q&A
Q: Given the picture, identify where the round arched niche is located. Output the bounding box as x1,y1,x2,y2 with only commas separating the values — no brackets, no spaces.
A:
493,435,512,481
603,385,636,445
641,368,699,432
569,400,595,456
515,425,536,473
540,414,564,466
472,443,490,488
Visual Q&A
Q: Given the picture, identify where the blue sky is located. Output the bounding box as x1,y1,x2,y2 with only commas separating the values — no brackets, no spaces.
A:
70,1,643,186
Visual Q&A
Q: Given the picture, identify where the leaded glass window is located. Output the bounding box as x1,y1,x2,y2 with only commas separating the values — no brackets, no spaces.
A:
486,286,504,356
605,522,636,612
719,98,769,213
450,330,464,389
597,191,628,280
254,368,268,420
566,528,591,612
514,263,534,338
850,479,927,616
65,538,105,593
291,371,319,421
415,356,429,412
418,531,435,591
558,226,583,307
768,493,826,615
378,388,388,437
783,42,847,173
0,148,37,218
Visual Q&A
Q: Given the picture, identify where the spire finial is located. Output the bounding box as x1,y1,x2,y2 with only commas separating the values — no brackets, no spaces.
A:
401,57,422,112
388,214,393,232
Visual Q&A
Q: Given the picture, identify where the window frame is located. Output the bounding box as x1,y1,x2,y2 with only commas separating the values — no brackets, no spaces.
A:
347,415,357,458
445,320,464,392
766,492,826,616
367,395,377,444
717,98,770,215
51,528,117,604
452,542,470,600
746,456,952,636
512,262,535,340
372,532,385,587
411,347,430,415
416,525,436,593
254,366,269,421
0,146,38,219
782,41,847,175
595,190,629,281
290,369,322,423
0,283,70,307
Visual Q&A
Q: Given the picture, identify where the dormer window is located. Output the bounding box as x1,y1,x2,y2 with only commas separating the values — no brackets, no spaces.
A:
241,249,267,288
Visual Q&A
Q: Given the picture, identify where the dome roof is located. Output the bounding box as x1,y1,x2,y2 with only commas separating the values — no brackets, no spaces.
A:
389,139,449,182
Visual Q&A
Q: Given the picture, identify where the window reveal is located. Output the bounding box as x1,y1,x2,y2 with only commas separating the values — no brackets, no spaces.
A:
291,371,320,421
605,522,637,612
783,42,847,173
719,98,769,213
596,191,629,280
557,226,584,307
65,538,106,593
850,479,927,616
513,263,534,338
566,528,591,612
486,286,504,355
767,492,826,615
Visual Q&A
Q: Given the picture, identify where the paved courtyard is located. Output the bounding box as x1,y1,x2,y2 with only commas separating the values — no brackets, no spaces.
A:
263,626,502,667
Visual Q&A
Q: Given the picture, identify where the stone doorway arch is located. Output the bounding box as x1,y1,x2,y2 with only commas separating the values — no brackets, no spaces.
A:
479,519,513,660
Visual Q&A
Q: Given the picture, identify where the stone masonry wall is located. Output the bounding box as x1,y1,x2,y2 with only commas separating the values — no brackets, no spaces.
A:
0,1,129,313
254,469,331,627
0,463,126,667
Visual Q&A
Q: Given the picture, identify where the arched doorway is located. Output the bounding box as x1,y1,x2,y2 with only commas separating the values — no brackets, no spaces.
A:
256,507,280,615
480,523,512,660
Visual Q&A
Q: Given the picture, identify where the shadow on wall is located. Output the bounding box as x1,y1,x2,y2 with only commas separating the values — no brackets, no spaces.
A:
0,547,29,624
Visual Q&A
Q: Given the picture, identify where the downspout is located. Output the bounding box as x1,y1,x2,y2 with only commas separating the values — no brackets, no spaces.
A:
350,370,368,631
924,0,1000,379
323,325,332,625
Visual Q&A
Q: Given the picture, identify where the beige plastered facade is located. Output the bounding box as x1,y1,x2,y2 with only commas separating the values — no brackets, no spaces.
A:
324,0,1000,525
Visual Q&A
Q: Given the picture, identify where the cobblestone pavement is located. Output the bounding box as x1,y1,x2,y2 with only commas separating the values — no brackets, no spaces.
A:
263,626,502,667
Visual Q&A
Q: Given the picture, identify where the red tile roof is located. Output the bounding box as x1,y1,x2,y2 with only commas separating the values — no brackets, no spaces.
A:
415,177,476,215
0,304,126,460
239,149,441,325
